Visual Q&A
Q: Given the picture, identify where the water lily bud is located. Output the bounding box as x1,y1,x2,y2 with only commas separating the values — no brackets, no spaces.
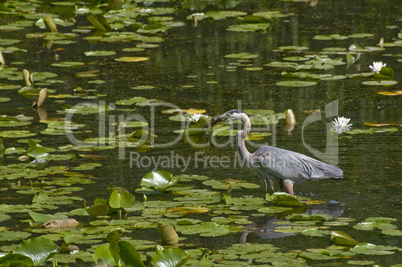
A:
285,109,296,124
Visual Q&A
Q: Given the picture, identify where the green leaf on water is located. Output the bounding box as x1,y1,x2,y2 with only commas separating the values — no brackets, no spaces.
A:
86,203,109,218
346,260,376,266
117,241,146,267
382,229,402,236
225,52,259,59
93,244,116,266
84,50,116,56
0,231,31,242
265,61,298,68
227,23,271,32
14,237,59,266
114,57,149,62
86,13,111,31
258,206,293,213
276,81,317,87
140,171,178,192
330,231,358,246
115,96,147,106
362,80,398,86
266,192,308,207
178,222,231,237
286,213,332,221
51,61,85,68
344,128,374,135
350,243,400,255
27,210,67,223
374,67,394,79
109,190,136,209
313,34,348,40
0,254,35,267
150,247,190,267
0,130,36,138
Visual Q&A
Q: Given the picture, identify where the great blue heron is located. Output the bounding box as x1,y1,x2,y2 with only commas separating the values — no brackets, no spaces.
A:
210,109,343,195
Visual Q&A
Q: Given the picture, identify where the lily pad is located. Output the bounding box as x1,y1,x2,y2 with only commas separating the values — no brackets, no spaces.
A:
84,50,116,56
114,57,149,62
51,61,85,68
362,80,398,86
350,243,400,255
0,130,36,138
266,192,308,207
151,247,189,267
109,190,136,210
227,23,271,32
140,171,178,192
178,222,231,237
276,81,317,87
330,231,358,246
14,237,59,266
0,231,31,242
225,52,259,59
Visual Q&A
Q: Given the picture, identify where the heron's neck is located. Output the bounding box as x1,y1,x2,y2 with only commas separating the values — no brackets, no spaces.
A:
237,113,252,162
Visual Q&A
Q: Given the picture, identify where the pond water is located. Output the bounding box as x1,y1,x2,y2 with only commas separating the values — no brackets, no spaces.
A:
0,0,401,266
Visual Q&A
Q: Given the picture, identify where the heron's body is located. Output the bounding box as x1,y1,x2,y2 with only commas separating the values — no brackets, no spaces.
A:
213,109,343,195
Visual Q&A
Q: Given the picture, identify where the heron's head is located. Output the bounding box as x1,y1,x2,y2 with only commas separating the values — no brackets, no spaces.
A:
210,109,246,127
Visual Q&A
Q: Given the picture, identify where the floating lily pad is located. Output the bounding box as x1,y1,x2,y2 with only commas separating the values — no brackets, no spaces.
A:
344,128,374,135
362,80,398,86
51,61,85,68
178,222,231,237
131,85,155,90
0,214,11,222
346,260,376,266
114,57,149,62
382,229,402,236
140,171,178,192
0,231,31,242
286,213,332,221
353,217,398,231
350,243,400,255
227,23,271,32
0,130,36,138
84,50,116,56
64,103,108,115
314,34,349,40
225,52,259,59
276,81,317,87
330,231,358,246
265,61,298,68
377,90,402,96
266,192,308,207
115,97,147,106
277,46,309,51
187,11,247,21
258,206,293,213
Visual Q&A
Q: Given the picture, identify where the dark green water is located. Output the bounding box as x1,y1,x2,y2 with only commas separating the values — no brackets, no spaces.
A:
0,0,401,265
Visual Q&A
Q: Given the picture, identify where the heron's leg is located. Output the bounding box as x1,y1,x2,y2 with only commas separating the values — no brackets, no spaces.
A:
282,180,294,195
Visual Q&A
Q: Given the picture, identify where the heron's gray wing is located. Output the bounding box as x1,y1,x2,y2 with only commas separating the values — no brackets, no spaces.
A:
253,146,342,183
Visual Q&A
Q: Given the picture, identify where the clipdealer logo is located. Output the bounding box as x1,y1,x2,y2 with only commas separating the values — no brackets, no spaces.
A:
64,100,341,169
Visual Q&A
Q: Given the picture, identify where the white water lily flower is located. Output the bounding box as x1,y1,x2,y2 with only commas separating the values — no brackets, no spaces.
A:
369,61,386,73
189,113,208,123
332,116,352,134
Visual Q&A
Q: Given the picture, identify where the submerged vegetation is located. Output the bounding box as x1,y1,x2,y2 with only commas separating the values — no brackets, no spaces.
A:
0,0,401,266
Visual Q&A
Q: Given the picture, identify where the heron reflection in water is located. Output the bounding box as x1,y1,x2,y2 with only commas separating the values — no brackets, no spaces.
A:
210,110,343,195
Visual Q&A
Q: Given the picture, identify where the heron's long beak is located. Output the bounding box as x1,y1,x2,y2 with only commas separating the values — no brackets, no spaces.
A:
209,115,225,127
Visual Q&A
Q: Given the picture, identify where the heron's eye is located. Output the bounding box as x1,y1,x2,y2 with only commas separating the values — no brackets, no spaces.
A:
262,153,270,157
